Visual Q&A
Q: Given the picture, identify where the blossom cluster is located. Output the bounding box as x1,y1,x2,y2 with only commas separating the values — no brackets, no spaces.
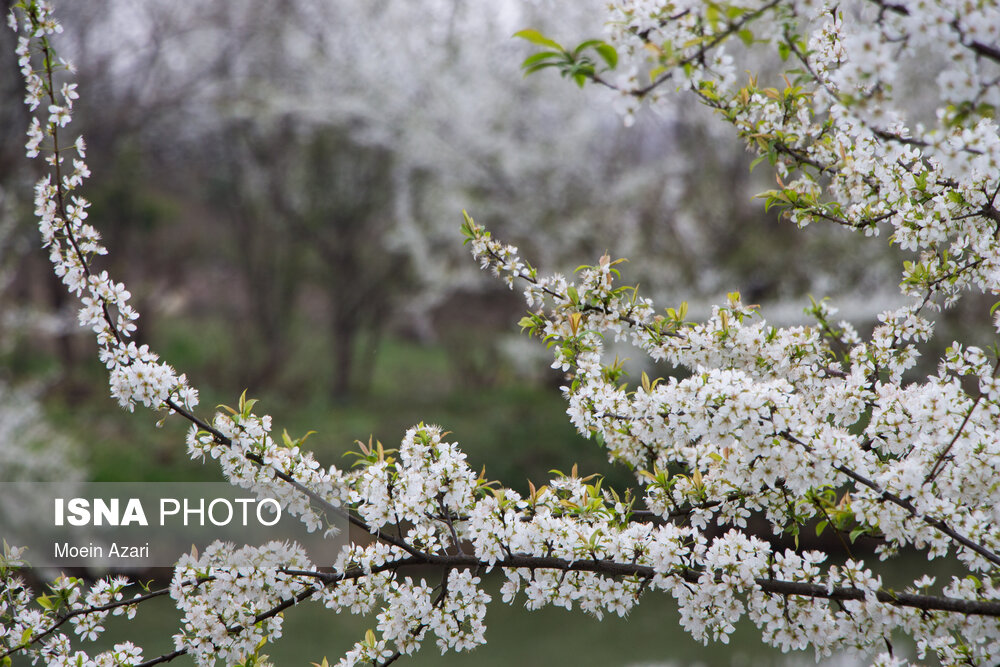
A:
169,542,315,667
466,205,1000,663
185,396,349,538
0,545,143,666
603,0,1000,309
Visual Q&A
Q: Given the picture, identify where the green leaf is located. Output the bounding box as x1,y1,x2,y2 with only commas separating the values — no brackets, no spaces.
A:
649,65,668,81
594,43,618,69
705,3,720,27
737,28,754,46
573,39,605,55
521,51,562,69
727,5,749,19
523,61,562,75
513,29,563,51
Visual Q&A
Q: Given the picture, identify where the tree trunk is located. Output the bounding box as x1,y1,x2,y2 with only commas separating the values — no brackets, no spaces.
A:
331,316,355,401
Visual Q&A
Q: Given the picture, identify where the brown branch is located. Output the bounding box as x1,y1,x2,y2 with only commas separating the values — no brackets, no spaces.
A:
282,551,1000,617
139,546,1000,666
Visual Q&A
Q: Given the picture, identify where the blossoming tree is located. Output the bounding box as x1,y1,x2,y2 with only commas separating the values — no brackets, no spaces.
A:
3,0,1000,665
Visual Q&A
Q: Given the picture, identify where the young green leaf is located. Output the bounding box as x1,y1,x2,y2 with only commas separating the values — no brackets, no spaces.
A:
593,43,618,69
513,28,563,51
